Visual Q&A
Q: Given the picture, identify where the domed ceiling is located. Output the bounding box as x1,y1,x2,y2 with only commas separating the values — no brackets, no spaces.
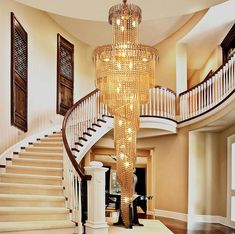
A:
16,0,226,46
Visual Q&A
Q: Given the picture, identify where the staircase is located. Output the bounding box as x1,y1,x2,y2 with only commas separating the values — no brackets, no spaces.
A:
0,132,76,233
1,53,234,233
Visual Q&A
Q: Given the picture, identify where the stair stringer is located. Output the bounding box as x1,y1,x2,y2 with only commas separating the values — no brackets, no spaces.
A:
74,116,177,163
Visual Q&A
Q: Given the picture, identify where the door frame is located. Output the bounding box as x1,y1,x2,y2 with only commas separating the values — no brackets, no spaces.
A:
227,134,235,228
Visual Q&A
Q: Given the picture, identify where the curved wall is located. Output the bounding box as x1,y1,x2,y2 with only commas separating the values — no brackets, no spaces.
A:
154,10,207,92
0,0,95,154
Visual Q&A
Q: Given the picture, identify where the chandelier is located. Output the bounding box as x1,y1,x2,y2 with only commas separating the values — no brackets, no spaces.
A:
93,0,157,227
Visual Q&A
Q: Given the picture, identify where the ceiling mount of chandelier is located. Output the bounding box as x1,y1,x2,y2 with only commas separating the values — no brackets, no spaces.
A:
93,0,158,228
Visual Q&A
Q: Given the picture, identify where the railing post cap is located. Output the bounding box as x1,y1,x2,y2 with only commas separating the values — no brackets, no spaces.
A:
89,161,103,167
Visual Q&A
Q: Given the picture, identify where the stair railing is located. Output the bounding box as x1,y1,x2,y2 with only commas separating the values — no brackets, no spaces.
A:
141,86,176,120
61,85,176,229
179,52,235,122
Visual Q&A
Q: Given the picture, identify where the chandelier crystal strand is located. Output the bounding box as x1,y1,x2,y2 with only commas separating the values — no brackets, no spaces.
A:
93,0,157,227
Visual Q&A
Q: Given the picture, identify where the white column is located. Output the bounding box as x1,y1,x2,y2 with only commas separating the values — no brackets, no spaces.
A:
176,43,187,95
84,161,109,234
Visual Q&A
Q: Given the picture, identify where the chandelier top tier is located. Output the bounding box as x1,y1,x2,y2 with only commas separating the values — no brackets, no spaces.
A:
108,0,142,25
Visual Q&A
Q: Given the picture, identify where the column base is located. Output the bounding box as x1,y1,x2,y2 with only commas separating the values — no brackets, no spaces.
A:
85,221,109,234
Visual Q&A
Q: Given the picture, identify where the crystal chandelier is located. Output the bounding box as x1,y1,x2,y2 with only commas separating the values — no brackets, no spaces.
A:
93,0,157,227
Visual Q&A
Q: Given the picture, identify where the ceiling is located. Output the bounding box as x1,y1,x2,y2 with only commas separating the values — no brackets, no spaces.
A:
180,0,235,72
16,0,234,74
16,0,227,46
194,107,235,133
16,0,226,21
49,13,192,46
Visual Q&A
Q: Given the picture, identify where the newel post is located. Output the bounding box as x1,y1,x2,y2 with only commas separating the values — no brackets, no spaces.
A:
84,161,109,234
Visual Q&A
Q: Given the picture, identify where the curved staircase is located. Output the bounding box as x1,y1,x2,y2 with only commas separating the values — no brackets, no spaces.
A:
0,51,234,233
0,132,76,233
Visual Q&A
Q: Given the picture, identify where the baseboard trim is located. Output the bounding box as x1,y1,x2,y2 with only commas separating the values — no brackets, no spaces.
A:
188,214,235,229
154,209,188,222
147,210,154,216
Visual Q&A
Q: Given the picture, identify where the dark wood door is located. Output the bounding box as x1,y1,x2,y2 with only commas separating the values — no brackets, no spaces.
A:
11,13,28,132
57,34,74,116
135,168,147,212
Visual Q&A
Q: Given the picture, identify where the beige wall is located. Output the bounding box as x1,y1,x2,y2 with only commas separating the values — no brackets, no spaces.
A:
188,132,221,216
0,0,95,154
188,125,235,217
138,130,189,214
219,125,235,216
188,46,223,88
154,10,206,92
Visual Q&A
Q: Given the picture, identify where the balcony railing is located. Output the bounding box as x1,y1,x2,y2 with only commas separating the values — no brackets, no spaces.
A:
179,53,235,122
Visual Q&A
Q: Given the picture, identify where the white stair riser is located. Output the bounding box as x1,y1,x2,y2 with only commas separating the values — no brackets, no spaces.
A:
0,186,63,196
11,160,63,168
5,227,76,234
6,167,62,176
0,200,65,207
0,176,62,185
0,213,68,222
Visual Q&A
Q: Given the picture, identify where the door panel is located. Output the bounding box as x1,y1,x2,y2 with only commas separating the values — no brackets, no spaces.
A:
57,34,74,116
11,12,28,132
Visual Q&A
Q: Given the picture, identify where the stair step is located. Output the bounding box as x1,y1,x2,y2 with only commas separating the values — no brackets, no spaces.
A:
88,127,96,132
25,146,63,153
0,194,65,207
33,142,63,147
0,207,69,221
92,123,101,128
47,134,62,138
98,118,107,123
0,183,63,196
19,152,63,160
0,173,62,185
6,165,63,176
79,137,88,142
40,137,62,142
75,142,83,147
84,132,92,137
11,158,63,168
0,220,75,233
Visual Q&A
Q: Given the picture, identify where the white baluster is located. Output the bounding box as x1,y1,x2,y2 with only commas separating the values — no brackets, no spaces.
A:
149,88,152,116
156,88,159,116
153,88,156,116
160,88,163,116
169,92,172,119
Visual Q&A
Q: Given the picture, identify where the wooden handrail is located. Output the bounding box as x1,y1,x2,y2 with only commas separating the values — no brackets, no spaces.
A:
179,50,235,96
62,89,99,180
154,85,176,94
62,86,176,180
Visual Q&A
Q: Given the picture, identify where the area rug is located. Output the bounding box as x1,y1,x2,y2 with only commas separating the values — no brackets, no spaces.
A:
109,219,173,234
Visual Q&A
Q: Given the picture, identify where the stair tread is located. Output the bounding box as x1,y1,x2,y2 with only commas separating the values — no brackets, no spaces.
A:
33,142,63,146
0,220,75,232
0,194,65,201
25,146,63,150
6,165,63,171
0,173,62,180
12,158,63,163
0,207,69,213
40,138,62,141
0,182,63,189
20,152,63,156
